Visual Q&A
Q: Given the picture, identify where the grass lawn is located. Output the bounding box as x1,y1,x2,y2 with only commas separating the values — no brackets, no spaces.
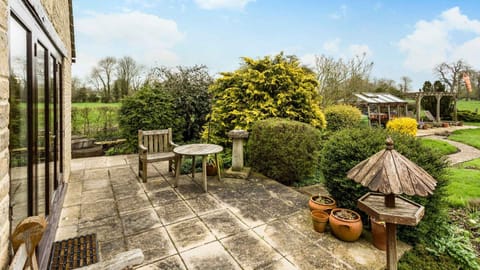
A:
72,102,121,108
448,128,480,149
420,138,458,156
446,159,480,207
465,122,480,127
457,100,480,112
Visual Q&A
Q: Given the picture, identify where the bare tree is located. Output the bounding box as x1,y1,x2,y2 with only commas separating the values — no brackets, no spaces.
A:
399,76,412,93
313,53,373,106
434,60,470,93
91,57,116,102
116,56,144,97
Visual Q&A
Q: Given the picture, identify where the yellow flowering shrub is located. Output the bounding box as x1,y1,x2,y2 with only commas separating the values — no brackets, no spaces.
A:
386,117,417,136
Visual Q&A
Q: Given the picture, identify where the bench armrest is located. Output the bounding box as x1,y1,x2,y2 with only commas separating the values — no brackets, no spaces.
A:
139,144,147,155
170,141,179,148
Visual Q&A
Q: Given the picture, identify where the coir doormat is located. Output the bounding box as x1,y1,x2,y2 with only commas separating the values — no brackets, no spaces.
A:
49,234,98,270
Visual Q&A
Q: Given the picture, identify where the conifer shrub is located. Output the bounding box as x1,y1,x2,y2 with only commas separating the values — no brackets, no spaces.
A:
324,104,362,131
320,127,449,245
205,53,326,145
247,118,322,185
386,117,418,136
118,85,185,151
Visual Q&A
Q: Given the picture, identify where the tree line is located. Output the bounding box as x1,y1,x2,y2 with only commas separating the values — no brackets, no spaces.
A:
72,54,480,104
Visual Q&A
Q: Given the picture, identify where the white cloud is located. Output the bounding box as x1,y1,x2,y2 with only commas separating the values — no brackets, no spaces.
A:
74,11,184,77
300,53,316,68
330,4,347,20
323,38,341,54
399,7,480,72
348,44,372,58
193,0,255,10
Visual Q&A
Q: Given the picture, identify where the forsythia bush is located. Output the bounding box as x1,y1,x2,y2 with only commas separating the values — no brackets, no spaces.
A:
324,104,362,131
386,117,417,136
205,53,326,145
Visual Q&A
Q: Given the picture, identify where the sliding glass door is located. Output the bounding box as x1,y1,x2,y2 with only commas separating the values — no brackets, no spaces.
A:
9,13,63,227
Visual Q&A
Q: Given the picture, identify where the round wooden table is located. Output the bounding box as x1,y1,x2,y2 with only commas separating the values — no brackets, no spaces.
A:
173,144,223,192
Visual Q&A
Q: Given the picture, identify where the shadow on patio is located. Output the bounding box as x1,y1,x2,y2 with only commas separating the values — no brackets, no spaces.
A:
57,155,409,269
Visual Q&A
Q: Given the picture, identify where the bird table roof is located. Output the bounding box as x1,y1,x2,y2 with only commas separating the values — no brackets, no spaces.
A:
347,138,437,196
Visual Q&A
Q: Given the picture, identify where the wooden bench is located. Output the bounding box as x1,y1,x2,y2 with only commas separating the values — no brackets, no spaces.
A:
138,128,179,182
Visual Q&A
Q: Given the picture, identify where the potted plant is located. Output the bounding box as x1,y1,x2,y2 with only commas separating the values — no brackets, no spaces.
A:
329,208,363,242
370,217,386,250
311,210,329,233
309,195,336,213
206,155,223,176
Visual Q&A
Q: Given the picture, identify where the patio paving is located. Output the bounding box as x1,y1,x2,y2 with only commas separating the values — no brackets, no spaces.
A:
57,155,410,269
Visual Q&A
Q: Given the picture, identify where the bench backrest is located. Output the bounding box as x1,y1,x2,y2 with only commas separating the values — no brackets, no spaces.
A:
138,128,173,153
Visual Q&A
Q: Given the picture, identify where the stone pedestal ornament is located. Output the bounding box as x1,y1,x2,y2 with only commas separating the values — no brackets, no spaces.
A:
347,137,437,270
224,130,251,179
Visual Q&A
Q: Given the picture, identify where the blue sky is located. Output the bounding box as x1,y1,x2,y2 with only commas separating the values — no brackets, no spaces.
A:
72,0,480,90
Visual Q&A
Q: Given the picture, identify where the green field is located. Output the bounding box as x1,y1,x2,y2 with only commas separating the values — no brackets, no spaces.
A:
420,138,458,156
457,100,480,112
446,158,480,207
448,128,480,149
72,102,121,109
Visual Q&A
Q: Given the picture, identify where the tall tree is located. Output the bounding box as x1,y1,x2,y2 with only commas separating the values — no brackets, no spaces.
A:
116,56,143,98
313,53,373,106
91,57,116,102
399,76,412,93
434,60,470,94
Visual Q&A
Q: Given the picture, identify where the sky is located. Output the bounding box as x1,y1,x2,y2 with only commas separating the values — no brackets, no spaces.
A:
72,0,480,91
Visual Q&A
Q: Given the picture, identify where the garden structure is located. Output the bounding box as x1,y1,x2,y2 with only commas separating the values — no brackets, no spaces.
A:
406,91,458,123
352,93,409,126
347,137,437,270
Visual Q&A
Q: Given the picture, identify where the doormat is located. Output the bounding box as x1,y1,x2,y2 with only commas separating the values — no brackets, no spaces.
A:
49,234,98,270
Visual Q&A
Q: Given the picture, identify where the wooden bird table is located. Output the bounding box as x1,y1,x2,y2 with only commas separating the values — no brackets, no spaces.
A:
358,192,425,270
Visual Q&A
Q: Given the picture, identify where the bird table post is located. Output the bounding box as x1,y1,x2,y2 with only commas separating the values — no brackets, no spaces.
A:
347,137,437,270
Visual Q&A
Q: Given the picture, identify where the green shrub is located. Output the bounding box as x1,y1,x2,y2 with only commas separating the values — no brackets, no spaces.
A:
247,118,322,185
458,110,480,122
206,53,326,145
320,128,449,245
398,244,460,270
118,85,185,151
324,104,362,131
386,117,417,136
149,65,213,141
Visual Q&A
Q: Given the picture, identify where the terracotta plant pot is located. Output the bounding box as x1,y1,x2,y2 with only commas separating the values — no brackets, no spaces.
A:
442,122,449,128
311,210,329,233
206,164,217,176
371,217,386,250
309,195,337,214
329,208,363,242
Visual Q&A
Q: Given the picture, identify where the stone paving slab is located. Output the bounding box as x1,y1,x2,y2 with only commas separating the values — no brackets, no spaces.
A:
180,241,241,270
57,157,412,270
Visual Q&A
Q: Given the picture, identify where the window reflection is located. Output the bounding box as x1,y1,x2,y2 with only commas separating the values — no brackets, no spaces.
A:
9,18,29,228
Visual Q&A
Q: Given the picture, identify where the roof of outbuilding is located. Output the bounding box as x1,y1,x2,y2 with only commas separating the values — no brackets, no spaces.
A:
353,93,407,104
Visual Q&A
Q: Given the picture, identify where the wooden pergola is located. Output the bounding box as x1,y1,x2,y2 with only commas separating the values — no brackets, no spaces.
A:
406,92,457,122
353,93,409,126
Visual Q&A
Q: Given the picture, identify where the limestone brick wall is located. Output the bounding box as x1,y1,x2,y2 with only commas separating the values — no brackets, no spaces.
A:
0,0,9,267
41,0,73,181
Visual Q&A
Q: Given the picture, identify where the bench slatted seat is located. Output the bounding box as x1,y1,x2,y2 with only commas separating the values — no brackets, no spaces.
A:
138,128,179,182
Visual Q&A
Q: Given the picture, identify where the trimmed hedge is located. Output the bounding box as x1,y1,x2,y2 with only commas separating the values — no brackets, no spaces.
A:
320,128,449,245
386,117,417,136
457,109,480,122
118,85,185,151
247,118,322,185
324,104,362,131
